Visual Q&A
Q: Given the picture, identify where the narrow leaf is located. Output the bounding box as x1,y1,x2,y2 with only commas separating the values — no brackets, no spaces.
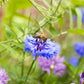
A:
71,0,84,6
76,57,84,75
0,44,16,54
64,62,74,75
69,8,73,29
68,29,84,35
5,28,11,39
5,25,17,38
49,23,58,36
75,8,82,29
58,16,63,29
12,23,24,34
43,0,50,8
11,42,24,49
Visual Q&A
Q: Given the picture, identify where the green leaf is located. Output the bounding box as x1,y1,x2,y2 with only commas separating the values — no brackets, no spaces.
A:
71,0,84,6
49,23,58,36
14,13,29,20
69,8,73,29
3,0,32,27
5,28,11,39
8,0,32,10
63,62,74,75
29,0,46,16
76,57,84,75
12,23,24,34
5,25,17,38
0,44,16,54
11,42,24,49
58,16,63,29
43,0,50,8
75,8,82,29
68,29,84,35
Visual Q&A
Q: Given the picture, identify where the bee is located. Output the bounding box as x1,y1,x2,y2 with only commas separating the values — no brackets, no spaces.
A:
33,34,47,42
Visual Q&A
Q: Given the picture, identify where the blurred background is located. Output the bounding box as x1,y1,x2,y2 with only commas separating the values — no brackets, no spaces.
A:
0,0,84,84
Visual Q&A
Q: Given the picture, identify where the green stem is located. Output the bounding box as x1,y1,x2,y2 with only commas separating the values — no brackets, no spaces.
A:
21,52,25,77
45,74,51,84
39,71,47,79
50,0,53,11
52,0,62,16
28,0,45,17
0,34,24,44
0,45,16,54
33,0,62,35
0,0,62,44
24,57,36,84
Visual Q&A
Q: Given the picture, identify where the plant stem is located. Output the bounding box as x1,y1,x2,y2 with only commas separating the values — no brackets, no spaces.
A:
50,0,53,11
24,57,36,84
21,52,25,77
0,0,62,44
28,0,45,17
45,73,51,84
39,71,47,79
33,0,62,35
52,0,62,16
0,35,23,44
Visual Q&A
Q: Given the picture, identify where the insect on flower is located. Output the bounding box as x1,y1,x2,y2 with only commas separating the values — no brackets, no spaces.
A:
33,34,47,42
24,34,61,60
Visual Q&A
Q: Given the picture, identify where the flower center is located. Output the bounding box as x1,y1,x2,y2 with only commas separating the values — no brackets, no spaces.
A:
34,38,46,51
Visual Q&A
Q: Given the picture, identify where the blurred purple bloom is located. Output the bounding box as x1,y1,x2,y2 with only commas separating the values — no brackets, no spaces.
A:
24,35,61,60
73,7,84,23
69,56,79,66
71,83,75,84
0,68,10,84
37,55,66,76
74,42,84,57
80,71,84,84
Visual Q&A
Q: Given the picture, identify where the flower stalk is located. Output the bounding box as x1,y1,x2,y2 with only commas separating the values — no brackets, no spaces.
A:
24,57,37,84
21,52,25,77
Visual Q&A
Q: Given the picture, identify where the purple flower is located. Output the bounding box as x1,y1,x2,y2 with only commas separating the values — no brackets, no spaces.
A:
37,55,66,76
80,71,84,84
24,35,61,60
74,42,84,57
69,56,79,66
71,83,75,84
73,7,84,23
0,68,10,84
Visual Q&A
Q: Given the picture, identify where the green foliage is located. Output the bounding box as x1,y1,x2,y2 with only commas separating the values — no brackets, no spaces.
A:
12,23,24,35
11,42,24,50
0,43,16,54
75,8,82,29
49,23,58,36
5,25,17,39
71,0,84,6
68,29,84,35
0,0,84,84
69,8,73,29
3,0,32,26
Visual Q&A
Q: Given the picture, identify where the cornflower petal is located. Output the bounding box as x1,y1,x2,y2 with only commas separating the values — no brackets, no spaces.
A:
24,35,61,59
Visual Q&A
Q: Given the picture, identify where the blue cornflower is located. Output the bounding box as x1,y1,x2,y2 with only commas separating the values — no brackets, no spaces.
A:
73,7,84,23
24,35,61,60
74,42,84,57
69,56,79,66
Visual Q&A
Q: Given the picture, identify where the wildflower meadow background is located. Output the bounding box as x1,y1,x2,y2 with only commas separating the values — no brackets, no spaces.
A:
0,0,84,84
